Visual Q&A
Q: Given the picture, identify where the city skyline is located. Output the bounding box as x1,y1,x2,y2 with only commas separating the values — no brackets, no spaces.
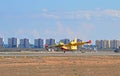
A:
1,37,120,49
1,37,120,45
0,0,120,43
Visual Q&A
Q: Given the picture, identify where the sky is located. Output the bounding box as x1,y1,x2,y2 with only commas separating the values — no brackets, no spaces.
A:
0,0,120,44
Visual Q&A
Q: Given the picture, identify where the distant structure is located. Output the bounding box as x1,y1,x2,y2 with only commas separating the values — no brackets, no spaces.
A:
8,37,17,48
96,40,102,49
46,38,55,45
2,37,120,50
103,40,110,49
59,39,70,44
96,40,110,49
34,38,44,48
19,38,29,48
0,38,4,48
95,40,120,49
110,40,120,49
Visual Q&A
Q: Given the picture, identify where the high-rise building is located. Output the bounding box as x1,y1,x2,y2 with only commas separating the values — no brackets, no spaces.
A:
96,40,120,49
0,38,4,47
59,39,70,44
19,38,29,48
106,40,110,48
95,40,102,49
8,37,17,48
34,38,44,48
46,38,55,45
95,40,110,49
110,40,120,49
102,40,110,49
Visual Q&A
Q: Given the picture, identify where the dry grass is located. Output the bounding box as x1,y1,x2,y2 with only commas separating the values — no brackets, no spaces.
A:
0,56,120,76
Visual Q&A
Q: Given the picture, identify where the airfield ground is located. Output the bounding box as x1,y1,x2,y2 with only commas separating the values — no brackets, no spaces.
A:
0,55,120,76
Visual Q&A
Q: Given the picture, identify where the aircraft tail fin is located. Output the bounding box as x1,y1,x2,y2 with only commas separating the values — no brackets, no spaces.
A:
86,40,91,45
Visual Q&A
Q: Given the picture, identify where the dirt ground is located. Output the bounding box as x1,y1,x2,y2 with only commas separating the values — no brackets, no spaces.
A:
0,56,120,76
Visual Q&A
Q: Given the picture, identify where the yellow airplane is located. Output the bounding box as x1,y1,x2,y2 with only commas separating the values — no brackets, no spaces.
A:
45,39,91,53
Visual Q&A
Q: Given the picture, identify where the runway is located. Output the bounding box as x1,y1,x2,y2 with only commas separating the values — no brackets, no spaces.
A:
0,51,120,57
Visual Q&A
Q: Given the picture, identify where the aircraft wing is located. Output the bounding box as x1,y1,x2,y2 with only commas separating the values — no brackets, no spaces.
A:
75,40,91,46
63,40,91,46
45,40,91,48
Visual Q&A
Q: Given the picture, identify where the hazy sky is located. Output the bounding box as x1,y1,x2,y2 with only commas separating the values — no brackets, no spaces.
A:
0,0,120,44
